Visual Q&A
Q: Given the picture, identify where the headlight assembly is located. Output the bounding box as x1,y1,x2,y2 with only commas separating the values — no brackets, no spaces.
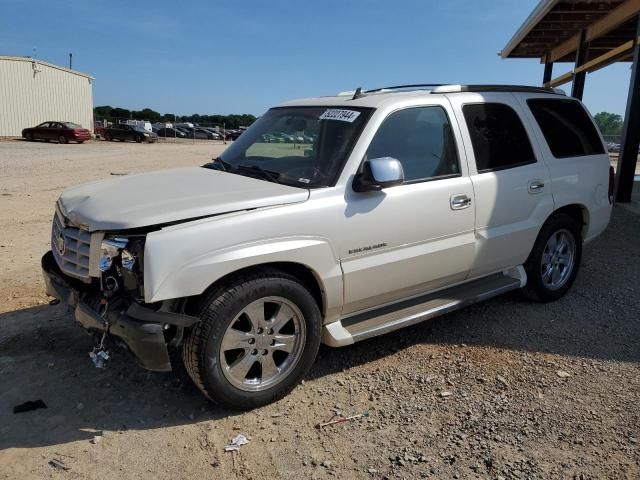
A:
99,237,136,272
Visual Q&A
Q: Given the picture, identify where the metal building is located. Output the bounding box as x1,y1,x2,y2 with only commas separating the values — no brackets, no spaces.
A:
0,56,94,137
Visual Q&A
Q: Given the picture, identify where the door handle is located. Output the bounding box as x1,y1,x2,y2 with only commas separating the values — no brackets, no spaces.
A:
528,180,545,194
450,194,471,210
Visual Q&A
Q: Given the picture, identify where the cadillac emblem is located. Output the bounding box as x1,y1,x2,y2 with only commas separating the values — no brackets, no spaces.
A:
57,233,66,256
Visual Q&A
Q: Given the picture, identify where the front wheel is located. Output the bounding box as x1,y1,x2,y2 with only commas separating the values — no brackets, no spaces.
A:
135,135,143,143
58,135,68,144
104,133,112,141
182,270,322,409
522,213,582,302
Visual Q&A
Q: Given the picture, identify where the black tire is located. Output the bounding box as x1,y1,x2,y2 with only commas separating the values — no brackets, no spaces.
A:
182,269,322,409
78,140,85,144
25,133,34,141
135,135,143,143
522,213,582,302
104,133,112,141
58,135,68,144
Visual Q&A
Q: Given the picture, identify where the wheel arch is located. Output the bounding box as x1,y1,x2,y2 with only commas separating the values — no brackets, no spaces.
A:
551,203,590,239
186,261,327,317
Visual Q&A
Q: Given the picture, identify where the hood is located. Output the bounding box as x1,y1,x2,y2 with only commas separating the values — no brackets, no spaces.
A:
59,167,309,231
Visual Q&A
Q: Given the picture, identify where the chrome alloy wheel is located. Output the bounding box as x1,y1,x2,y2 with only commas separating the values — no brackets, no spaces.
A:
219,296,307,392
540,229,576,290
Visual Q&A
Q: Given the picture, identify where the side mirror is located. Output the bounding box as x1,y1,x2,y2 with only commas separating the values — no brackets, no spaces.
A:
353,157,404,192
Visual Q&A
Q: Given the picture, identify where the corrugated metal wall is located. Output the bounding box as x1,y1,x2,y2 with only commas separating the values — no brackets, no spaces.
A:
0,58,94,136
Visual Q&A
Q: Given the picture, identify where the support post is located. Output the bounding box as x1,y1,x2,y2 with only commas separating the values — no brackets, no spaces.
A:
571,30,589,99
543,58,554,85
615,15,640,203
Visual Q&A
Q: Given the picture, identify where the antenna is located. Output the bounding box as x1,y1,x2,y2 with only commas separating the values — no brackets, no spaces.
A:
352,87,363,100
69,53,72,70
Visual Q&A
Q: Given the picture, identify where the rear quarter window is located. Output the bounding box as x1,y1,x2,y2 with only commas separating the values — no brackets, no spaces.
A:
527,99,605,158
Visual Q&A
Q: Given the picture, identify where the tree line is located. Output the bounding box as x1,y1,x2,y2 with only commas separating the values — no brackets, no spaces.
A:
593,112,623,136
93,106,256,128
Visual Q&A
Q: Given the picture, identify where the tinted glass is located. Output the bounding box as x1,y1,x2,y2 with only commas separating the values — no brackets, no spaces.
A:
527,99,605,158
463,103,536,172
366,106,460,182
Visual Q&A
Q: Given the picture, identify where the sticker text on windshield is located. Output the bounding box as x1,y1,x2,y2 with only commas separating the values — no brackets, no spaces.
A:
319,109,361,123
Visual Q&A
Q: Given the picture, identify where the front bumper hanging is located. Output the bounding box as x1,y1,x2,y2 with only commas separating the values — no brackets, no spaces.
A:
41,251,197,372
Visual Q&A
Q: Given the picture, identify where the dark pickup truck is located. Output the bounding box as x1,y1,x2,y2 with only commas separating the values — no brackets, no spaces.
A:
102,124,158,143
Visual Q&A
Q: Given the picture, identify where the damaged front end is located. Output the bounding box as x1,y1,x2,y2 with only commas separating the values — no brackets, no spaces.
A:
42,209,197,371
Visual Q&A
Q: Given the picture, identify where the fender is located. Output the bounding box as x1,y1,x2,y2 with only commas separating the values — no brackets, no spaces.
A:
144,232,343,324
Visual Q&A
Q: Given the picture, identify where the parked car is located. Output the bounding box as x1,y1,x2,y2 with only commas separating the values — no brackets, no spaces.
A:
200,128,222,140
102,124,158,143
156,127,187,138
228,129,243,140
180,127,216,140
42,84,612,409
22,121,91,144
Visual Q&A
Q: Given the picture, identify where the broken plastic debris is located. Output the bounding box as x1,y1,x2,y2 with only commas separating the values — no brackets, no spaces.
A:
224,434,249,452
48,458,70,471
89,350,110,369
13,399,47,414
316,411,369,429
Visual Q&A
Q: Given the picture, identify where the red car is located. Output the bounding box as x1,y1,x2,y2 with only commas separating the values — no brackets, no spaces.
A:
22,121,91,144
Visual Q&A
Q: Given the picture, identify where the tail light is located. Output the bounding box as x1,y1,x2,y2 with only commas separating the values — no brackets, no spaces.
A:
608,165,615,204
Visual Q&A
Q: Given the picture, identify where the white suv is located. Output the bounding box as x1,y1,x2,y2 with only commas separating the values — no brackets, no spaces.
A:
42,84,613,409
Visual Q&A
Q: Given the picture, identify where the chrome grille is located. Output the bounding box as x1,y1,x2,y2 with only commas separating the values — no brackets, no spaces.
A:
51,211,92,281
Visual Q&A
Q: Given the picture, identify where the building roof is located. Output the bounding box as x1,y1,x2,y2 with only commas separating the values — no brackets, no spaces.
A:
501,0,639,63
0,55,95,79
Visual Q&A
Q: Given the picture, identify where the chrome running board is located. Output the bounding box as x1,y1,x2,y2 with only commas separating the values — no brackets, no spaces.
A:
337,271,523,344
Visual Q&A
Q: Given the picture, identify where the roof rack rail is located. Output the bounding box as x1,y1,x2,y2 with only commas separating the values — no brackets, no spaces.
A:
339,84,565,98
364,83,445,93
430,84,565,95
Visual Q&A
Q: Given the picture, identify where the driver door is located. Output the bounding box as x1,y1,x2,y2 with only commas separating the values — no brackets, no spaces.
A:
339,104,476,315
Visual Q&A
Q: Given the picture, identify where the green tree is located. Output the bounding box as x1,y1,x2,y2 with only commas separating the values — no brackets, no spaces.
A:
594,112,623,136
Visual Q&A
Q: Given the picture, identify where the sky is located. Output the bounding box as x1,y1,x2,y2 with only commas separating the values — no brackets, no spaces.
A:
0,0,631,117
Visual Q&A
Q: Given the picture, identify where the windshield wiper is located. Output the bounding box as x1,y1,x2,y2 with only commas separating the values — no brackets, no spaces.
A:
234,164,281,183
202,157,232,172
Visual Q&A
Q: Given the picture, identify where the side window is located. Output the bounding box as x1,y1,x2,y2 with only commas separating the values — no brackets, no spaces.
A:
366,106,460,183
462,103,536,173
527,99,605,158
38,122,50,128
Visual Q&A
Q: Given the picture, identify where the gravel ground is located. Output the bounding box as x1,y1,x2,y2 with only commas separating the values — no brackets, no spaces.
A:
0,140,639,479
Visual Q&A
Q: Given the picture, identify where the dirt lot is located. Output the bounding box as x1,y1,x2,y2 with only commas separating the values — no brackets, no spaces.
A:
1,140,639,480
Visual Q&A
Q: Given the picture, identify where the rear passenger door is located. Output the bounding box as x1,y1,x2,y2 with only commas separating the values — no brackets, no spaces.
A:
449,93,554,278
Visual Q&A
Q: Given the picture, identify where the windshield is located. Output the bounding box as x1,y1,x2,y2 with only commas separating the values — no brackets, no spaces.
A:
212,106,372,188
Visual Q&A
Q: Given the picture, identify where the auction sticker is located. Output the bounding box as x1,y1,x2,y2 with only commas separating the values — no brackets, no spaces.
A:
319,109,361,123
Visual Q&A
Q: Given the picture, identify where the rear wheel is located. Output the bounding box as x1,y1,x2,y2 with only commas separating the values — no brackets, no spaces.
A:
104,133,112,141
522,213,582,302
182,270,322,409
58,135,68,144
25,133,34,141
135,134,143,143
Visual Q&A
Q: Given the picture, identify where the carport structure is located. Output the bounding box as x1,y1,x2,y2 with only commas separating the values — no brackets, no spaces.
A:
501,0,640,202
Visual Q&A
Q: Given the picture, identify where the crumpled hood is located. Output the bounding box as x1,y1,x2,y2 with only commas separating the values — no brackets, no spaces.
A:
58,167,309,231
